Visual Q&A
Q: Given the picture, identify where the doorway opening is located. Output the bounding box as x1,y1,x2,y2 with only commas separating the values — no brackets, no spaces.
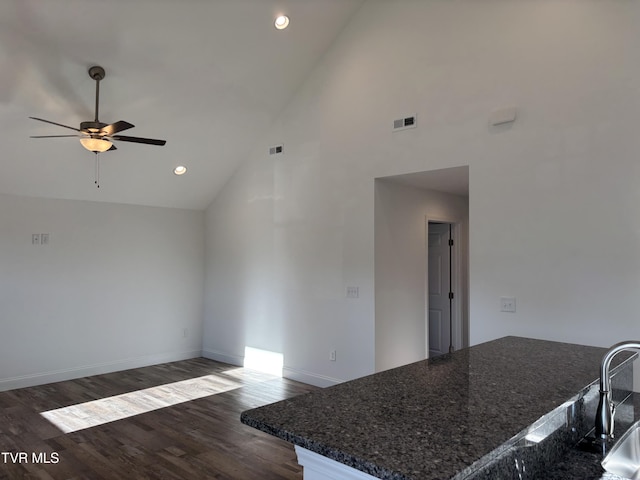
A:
373,165,469,372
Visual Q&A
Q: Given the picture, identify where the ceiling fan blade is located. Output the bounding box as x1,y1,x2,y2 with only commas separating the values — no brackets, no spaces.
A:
29,117,81,132
111,135,166,146
30,134,78,138
108,144,117,151
101,120,135,135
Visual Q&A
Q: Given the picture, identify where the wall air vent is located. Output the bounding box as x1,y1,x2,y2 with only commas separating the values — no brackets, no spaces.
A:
269,144,284,155
393,115,417,131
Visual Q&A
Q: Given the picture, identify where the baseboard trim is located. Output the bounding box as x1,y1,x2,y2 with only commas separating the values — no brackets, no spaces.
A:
201,349,244,367
0,349,203,392
283,366,343,388
200,350,343,388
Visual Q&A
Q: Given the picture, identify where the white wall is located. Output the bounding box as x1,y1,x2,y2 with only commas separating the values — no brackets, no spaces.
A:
204,0,640,386
0,193,204,390
203,150,375,386
374,179,468,372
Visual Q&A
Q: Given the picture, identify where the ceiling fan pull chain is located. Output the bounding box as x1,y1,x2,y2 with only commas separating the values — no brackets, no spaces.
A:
94,153,100,188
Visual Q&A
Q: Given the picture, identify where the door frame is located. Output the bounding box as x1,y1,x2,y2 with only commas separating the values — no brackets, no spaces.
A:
425,217,464,358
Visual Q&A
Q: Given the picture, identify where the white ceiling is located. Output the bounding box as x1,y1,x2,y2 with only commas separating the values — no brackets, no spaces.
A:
0,0,364,210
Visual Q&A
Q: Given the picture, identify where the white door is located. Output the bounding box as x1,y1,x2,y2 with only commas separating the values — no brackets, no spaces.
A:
428,222,452,358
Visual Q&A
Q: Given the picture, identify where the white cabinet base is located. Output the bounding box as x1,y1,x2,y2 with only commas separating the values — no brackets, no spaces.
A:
295,446,380,480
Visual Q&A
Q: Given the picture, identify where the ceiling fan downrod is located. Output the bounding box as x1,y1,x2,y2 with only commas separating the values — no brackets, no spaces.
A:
88,66,105,123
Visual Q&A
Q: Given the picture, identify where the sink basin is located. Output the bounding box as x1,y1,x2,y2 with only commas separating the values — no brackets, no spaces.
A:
602,420,640,479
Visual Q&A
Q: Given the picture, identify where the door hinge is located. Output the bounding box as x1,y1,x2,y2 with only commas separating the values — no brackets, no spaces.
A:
448,239,454,246
449,292,454,300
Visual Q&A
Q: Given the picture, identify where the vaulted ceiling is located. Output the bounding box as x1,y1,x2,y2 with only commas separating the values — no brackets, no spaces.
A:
0,0,364,210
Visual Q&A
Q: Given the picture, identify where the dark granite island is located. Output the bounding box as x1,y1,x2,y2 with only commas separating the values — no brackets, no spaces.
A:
241,337,635,480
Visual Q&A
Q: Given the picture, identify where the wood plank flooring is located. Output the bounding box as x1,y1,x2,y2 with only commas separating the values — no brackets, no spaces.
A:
0,358,318,479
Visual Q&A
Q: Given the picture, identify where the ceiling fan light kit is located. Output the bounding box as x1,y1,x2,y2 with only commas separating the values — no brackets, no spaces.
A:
29,65,167,184
79,137,112,153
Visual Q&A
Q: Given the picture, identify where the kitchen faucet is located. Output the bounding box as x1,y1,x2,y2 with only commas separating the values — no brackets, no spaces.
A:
595,341,640,440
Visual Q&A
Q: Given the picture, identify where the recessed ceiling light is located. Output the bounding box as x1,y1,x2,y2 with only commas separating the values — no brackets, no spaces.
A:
174,165,187,176
274,15,289,30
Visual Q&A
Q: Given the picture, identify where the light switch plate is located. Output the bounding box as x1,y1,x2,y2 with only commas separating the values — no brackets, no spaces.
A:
500,296,516,312
346,286,359,299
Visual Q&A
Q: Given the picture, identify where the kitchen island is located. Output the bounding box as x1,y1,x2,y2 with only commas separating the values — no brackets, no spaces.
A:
241,337,634,480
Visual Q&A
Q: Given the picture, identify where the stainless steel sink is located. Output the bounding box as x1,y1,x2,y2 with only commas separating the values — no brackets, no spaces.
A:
602,419,640,479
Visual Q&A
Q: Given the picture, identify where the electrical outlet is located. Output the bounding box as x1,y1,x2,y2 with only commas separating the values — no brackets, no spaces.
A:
500,297,516,313
329,350,336,362
40,233,49,245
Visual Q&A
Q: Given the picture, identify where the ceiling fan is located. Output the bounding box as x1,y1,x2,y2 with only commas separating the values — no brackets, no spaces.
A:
29,65,166,154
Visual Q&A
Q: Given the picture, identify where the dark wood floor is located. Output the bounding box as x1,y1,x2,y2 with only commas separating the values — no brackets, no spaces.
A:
0,358,318,479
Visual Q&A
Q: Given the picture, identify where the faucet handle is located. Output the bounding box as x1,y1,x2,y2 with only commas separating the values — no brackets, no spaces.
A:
610,401,616,438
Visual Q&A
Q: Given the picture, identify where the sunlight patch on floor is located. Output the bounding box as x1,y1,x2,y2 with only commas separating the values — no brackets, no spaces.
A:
40,373,242,433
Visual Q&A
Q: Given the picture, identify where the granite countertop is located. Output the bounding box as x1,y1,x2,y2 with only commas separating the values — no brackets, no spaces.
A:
241,336,633,480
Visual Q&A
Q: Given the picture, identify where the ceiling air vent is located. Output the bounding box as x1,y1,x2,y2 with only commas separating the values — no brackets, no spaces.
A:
393,115,417,132
269,144,284,155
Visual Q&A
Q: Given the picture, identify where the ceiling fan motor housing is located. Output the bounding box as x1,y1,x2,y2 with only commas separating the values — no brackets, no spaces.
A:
80,121,108,133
